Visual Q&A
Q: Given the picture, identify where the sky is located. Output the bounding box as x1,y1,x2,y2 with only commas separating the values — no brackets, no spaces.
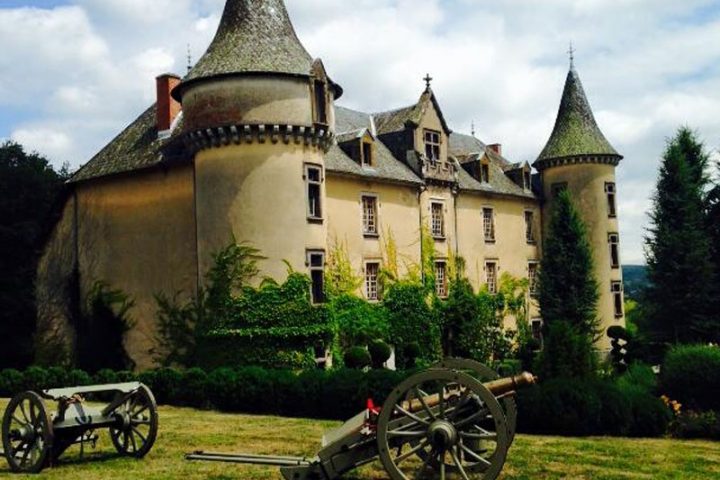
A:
1,0,720,265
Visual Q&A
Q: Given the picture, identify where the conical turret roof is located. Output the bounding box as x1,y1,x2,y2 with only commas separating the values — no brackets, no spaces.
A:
175,0,315,97
536,67,620,165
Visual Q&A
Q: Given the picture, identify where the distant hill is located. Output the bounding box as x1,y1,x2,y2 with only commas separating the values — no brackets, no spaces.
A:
622,265,647,299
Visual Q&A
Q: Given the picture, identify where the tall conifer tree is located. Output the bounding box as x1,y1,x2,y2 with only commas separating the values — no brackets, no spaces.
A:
644,128,717,343
537,190,599,378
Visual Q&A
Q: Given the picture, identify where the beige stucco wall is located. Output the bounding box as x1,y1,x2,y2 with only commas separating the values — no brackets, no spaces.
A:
421,185,456,259
413,103,448,163
75,165,197,369
325,175,421,294
541,162,625,353
195,143,327,283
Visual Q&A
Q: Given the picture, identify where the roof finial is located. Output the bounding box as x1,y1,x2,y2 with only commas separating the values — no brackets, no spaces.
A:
567,41,576,69
471,121,476,137
187,44,193,74
423,73,433,91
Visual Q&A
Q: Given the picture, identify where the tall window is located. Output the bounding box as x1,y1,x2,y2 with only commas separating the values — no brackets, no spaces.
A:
525,211,535,243
485,261,498,294
528,262,539,296
313,80,327,124
307,251,325,304
531,318,543,348
431,202,445,239
481,162,490,183
435,261,448,298
523,170,531,190
424,129,441,162
609,233,620,269
483,208,495,243
362,195,378,236
305,164,323,221
361,142,373,167
606,182,617,218
365,262,380,301
611,281,624,318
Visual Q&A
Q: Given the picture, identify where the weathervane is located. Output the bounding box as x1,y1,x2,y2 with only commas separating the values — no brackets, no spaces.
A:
471,121,476,137
187,44,193,74
423,73,433,90
567,42,576,68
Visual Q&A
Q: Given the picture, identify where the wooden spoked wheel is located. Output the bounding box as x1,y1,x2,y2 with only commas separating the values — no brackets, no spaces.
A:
1,391,54,473
433,358,518,443
109,385,158,458
377,369,510,480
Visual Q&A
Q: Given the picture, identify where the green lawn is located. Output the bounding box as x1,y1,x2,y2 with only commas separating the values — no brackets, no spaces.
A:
0,399,718,479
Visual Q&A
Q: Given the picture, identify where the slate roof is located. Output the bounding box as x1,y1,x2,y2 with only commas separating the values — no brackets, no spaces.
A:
325,143,422,186
374,88,451,135
70,106,184,183
183,0,312,84
455,154,535,199
536,67,620,164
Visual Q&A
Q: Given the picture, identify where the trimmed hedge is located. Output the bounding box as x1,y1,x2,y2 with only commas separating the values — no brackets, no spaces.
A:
660,344,720,412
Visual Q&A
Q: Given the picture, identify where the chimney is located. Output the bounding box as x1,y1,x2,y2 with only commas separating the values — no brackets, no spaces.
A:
156,73,182,132
488,144,502,156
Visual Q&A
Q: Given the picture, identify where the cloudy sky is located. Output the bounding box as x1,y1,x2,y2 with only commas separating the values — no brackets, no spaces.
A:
2,0,720,264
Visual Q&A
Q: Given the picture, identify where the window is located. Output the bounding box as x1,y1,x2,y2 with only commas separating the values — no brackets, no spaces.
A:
424,129,441,162
431,202,445,239
305,164,323,221
611,281,624,318
606,182,617,218
531,319,543,348
609,233,620,269
365,262,380,301
361,142,373,167
435,261,448,297
528,262,539,297
307,251,325,304
313,80,327,124
525,211,535,243
481,162,490,183
483,208,495,243
362,195,378,236
485,261,498,294
552,182,568,198
523,171,531,190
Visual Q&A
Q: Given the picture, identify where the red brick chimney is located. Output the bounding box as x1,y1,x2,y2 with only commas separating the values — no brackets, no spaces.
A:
156,74,181,132
488,144,502,156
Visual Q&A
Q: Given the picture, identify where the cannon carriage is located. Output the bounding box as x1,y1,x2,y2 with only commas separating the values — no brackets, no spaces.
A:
188,358,535,480
1,382,158,473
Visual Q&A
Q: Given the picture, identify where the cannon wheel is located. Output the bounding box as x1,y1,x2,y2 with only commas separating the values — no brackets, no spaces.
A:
433,358,518,443
377,368,509,480
1,391,53,473
109,385,158,458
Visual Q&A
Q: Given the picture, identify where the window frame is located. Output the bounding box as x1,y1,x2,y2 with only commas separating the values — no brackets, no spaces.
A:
483,207,496,243
424,129,441,163
605,182,617,218
361,140,374,168
530,318,544,350
364,261,381,301
611,281,624,318
435,260,448,298
525,210,536,244
361,194,379,237
485,260,498,294
480,160,490,184
528,261,539,297
608,233,620,269
313,79,328,125
304,163,324,223
306,250,326,304
430,201,446,240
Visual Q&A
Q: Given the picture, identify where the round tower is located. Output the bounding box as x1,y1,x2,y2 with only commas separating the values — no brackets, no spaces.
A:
534,64,625,354
173,0,342,288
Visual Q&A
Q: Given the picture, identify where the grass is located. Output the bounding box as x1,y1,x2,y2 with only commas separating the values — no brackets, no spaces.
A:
0,399,719,479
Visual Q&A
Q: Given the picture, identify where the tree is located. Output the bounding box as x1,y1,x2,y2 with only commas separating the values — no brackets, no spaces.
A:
706,161,720,326
0,141,66,369
644,128,717,344
536,189,599,378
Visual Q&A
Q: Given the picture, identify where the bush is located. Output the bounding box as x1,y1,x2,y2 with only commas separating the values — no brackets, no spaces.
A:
660,344,720,411
620,384,672,437
368,340,392,369
0,369,24,397
23,366,49,392
66,369,92,387
177,368,209,408
331,295,388,348
344,347,371,369
206,368,239,411
670,410,720,440
94,369,119,385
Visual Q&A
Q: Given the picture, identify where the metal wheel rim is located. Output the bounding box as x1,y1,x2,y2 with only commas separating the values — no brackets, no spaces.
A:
433,358,518,442
2,391,53,473
109,385,158,458
377,369,509,480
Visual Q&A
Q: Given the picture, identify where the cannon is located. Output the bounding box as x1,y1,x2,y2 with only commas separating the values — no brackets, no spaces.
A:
1,382,158,473
187,358,535,479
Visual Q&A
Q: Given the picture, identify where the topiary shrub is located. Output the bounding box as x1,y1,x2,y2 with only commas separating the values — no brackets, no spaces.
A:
403,342,421,368
0,369,24,397
206,368,238,411
368,340,392,369
93,369,118,386
178,368,209,408
660,344,720,411
23,366,49,392
44,366,68,389
320,369,368,420
344,346,371,370
66,369,92,387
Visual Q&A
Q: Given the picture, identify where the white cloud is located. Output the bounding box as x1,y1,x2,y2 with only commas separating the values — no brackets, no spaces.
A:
11,126,74,161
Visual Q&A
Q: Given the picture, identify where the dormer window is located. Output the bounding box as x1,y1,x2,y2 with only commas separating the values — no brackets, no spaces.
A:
424,129,441,162
481,162,490,183
313,80,328,125
361,141,374,168
523,170,531,190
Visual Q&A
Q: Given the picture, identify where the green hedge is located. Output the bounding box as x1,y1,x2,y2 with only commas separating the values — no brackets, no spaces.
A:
660,344,720,412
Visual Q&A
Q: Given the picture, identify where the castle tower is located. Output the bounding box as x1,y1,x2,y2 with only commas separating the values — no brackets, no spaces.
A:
173,0,342,294
534,64,625,353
